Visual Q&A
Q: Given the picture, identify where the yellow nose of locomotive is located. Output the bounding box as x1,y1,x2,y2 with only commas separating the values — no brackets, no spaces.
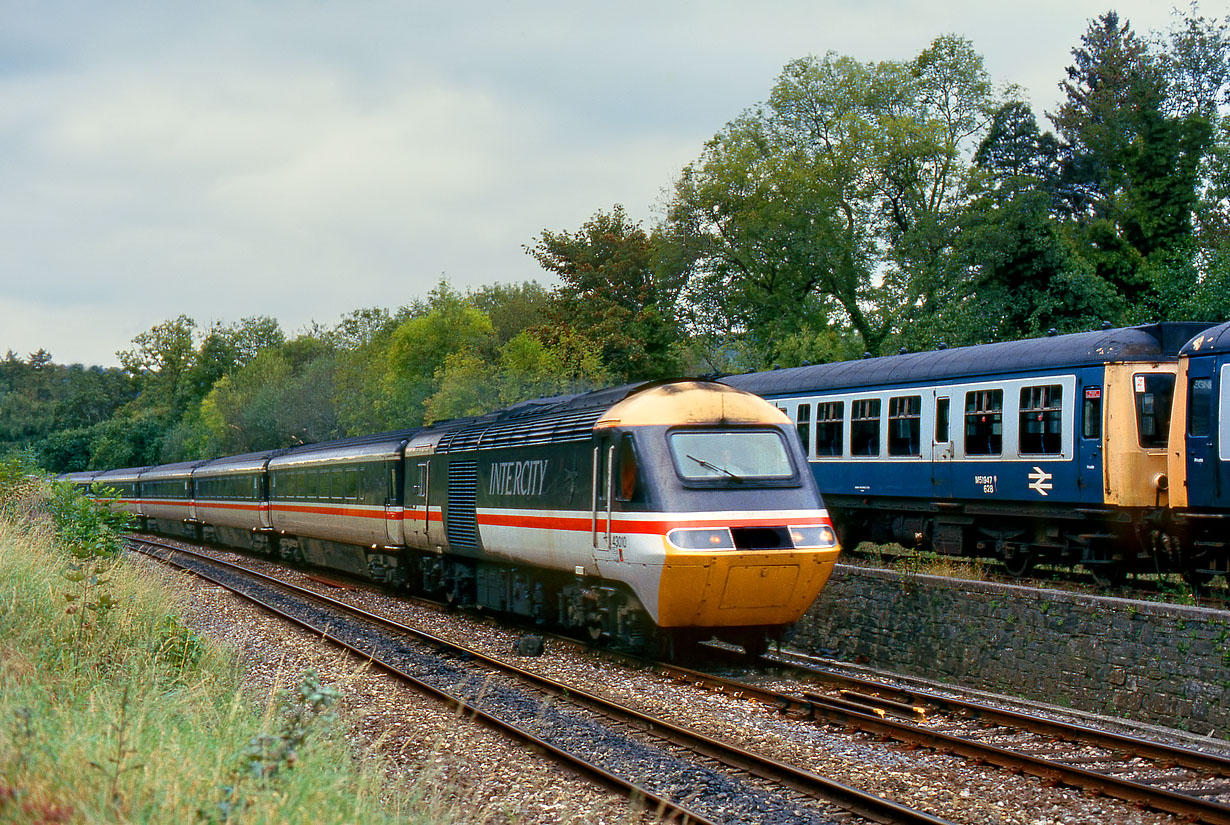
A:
654,521,841,628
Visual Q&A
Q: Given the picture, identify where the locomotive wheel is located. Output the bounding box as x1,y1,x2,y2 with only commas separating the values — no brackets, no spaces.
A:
1000,547,1036,578
738,632,769,661
1087,562,1124,587
1182,567,1214,590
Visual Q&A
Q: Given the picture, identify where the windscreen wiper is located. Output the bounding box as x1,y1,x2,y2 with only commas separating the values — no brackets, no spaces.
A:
686,454,742,481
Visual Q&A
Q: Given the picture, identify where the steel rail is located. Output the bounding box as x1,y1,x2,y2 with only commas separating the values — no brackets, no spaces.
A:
778,656,1230,777
128,538,715,825
616,647,1230,824
801,695,1230,825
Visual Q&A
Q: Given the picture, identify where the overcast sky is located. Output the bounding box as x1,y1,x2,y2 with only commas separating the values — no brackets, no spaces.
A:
1,0,1192,367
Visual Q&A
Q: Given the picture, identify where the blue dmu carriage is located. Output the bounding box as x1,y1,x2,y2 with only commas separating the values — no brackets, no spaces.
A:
1168,321,1230,582
724,323,1214,583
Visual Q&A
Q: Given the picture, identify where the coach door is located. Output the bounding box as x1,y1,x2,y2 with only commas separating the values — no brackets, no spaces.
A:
591,439,616,562
405,461,429,545
383,463,402,545
930,390,955,498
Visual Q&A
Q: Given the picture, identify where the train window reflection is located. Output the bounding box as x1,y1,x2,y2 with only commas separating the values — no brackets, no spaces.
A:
668,431,792,480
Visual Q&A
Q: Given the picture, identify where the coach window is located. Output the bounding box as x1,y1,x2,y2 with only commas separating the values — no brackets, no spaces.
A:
935,397,950,443
888,395,922,456
1135,373,1175,448
815,401,844,456
851,399,881,457
965,389,1003,455
1020,385,1063,455
796,404,811,457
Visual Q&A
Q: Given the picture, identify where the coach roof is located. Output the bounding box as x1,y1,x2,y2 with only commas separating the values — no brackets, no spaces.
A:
722,323,1213,397
1181,321,1230,356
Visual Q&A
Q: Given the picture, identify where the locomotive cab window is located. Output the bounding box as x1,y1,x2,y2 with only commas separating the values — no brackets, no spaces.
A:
616,433,644,502
815,401,844,457
851,399,881,457
888,395,921,456
965,389,1003,455
1134,373,1175,448
1020,385,1063,455
668,430,793,481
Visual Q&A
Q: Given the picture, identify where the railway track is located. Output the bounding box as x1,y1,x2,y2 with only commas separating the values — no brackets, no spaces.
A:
127,535,954,825
645,650,1230,825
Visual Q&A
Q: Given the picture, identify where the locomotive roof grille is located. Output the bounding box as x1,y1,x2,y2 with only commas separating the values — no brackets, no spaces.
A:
438,408,605,452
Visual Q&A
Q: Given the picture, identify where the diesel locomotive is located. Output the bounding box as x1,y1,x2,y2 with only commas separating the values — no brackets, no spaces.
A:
69,380,841,655
723,322,1223,585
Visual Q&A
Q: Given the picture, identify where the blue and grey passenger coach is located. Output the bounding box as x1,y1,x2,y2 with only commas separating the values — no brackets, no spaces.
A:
723,323,1214,583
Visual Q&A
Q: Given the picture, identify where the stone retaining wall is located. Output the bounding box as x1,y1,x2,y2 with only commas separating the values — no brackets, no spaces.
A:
792,565,1230,735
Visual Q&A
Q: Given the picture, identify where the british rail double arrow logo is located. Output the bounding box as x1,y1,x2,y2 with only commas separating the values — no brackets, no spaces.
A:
1028,467,1053,496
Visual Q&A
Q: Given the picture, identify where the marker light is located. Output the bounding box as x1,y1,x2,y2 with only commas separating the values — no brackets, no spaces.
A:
667,528,735,550
789,525,838,549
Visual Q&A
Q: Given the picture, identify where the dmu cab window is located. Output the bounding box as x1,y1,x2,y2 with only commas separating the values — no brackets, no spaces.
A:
965,389,1003,455
1135,373,1175,448
851,399,881,456
888,395,921,456
1020,385,1063,455
668,430,792,481
1189,377,1212,438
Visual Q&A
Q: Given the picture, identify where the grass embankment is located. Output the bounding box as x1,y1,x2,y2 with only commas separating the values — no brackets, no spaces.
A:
0,476,422,824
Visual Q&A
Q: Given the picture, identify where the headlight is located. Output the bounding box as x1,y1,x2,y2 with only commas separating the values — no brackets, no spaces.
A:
667,527,735,550
789,525,838,549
